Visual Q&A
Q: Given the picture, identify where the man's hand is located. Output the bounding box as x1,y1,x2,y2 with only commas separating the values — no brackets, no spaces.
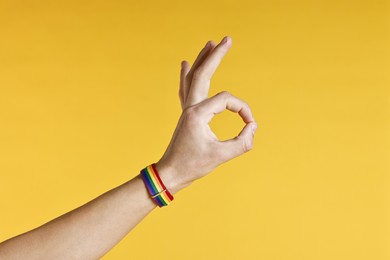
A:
156,36,258,193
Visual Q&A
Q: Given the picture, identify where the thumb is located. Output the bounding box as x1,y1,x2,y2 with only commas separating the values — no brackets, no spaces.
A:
219,121,258,162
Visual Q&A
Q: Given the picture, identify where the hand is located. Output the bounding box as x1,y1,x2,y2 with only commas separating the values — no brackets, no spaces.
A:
156,36,258,194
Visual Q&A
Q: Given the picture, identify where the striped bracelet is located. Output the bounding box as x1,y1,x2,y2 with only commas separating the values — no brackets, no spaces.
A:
140,164,174,207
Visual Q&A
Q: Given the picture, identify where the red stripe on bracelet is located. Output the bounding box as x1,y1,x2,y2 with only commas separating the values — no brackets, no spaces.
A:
150,164,174,200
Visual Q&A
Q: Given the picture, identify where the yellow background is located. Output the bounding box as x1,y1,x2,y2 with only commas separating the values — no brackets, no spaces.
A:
0,1,389,259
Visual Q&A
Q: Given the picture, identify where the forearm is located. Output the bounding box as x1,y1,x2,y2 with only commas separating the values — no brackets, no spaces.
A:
0,174,158,259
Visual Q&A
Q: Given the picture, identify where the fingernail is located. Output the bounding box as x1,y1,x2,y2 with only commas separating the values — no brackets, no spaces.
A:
252,123,258,135
221,36,232,45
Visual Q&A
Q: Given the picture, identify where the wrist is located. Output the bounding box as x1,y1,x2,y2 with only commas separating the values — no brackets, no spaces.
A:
154,161,191,195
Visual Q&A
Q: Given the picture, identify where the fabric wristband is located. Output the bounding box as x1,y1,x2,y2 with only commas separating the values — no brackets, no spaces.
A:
140,164,174,207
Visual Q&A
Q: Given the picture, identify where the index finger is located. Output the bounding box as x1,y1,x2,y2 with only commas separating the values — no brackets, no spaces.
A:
198,91,255,124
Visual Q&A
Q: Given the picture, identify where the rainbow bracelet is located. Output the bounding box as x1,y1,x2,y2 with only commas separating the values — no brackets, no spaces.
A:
140,164,174,207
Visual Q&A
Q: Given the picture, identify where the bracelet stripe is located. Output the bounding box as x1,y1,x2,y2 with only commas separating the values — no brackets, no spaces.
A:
142,166,171,206
143,169,160,194
140,164,174,207
147,165,174,205
149,164,174,200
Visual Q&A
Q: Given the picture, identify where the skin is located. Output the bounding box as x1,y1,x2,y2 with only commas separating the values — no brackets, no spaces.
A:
0,36,257,259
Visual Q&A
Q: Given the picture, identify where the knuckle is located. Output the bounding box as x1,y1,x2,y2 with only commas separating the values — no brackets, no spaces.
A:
240,136,253,153
183,106,201,121
243,103,250,112
193,68,205,80
218,91,231,99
